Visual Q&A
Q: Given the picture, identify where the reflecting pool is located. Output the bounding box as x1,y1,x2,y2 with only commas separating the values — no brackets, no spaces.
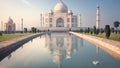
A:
0,32,120,68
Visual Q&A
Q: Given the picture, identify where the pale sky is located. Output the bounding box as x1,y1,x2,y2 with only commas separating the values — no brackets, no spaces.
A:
0,0,120,30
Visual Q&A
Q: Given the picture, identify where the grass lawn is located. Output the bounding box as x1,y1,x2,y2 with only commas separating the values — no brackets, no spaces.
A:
81,32,120,41
0,33,33,42
96,33,120,41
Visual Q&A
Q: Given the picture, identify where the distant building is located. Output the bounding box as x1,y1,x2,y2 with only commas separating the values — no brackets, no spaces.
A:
4,17,16,33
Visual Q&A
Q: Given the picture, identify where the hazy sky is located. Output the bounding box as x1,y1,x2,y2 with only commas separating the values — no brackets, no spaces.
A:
0,0,120,30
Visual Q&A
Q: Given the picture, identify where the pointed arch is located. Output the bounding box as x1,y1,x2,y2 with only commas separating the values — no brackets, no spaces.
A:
56,18,64,27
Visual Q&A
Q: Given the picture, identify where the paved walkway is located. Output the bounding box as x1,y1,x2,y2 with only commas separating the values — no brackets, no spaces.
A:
0,34,37,49
70,32,120,60
88,34,120,49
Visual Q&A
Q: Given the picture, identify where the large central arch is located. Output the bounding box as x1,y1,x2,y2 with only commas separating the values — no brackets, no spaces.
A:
56,18,64,27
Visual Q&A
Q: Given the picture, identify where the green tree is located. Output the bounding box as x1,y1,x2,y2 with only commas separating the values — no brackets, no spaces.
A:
96,29,99,34
100,28,104,33
80,29,83,33
114,21,119,32
111,27,114,33
31,27,37,33
37,30,40,32
105,25,111,39
88,27,90,33
93,26,97,34
0,32,2,36
24,28,28,33
85,28,88,33
90,31,93,34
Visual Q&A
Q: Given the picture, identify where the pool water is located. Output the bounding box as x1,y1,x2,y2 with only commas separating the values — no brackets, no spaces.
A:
0,32,120,68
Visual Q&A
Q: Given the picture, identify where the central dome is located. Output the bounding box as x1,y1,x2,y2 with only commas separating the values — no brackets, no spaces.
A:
54,0,68,13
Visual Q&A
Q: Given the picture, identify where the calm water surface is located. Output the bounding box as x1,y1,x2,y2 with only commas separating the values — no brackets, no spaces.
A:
0,32,120,68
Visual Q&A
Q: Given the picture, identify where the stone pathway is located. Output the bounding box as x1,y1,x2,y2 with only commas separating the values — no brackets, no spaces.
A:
70,32,120,49
88,34,120,48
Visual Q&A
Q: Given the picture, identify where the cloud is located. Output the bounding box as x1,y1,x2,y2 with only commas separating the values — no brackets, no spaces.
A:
22,0,32,7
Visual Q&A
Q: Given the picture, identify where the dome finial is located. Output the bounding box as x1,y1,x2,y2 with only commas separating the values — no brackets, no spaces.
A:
59,0,62,2
9,16,11,19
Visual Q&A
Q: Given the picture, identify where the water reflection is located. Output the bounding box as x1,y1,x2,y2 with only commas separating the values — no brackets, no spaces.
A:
0,38,34,62
0,32,120,68
45,32,83,68
93,46,100,68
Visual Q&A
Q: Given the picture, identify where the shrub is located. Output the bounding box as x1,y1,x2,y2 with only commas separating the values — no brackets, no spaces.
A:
114,21,119,32
24,28,28,33
90,31,93,34
80,29,83,33
111,28,114,33
93,26,97,34
105,25,111,39
100,28,104,33
0,32,2,36
96,29,99,34
88,27,90,33
31,27,37,33
85,28,89,33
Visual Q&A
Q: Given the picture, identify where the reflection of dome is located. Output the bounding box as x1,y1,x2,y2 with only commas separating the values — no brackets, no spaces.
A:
54,0,68,13
68,10,73,15
66,51,71,59
53,50,62,63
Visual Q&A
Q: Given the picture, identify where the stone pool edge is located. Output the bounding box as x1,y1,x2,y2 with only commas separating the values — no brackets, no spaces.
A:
0,33,45,49
0,32,45,61
70,32,120,60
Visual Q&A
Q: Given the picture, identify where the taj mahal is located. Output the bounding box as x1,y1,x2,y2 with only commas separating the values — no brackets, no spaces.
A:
40,0,81,31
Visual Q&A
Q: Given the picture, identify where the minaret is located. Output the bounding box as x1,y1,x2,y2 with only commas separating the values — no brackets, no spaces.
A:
80,14,82,28
96,6,100,29
1,21,3,31
43,15,44,27
96,46,99,55
40,13,42,27
21,18,23,33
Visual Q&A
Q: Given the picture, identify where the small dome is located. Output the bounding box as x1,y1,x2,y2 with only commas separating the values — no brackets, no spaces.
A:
67,10,73,15
48,10,53,14
54,0,68,13
68,10,73,14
